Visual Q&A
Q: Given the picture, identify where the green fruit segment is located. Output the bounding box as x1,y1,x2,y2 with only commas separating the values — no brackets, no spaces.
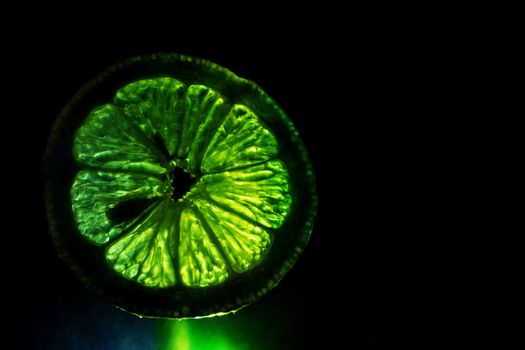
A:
178,85,228,172
193,160,291,229
105,200,177,287
191,198,271,273
73,104,167,175
179,207,229,287
71,170,164,245
114,77,186,157
201,105,278,173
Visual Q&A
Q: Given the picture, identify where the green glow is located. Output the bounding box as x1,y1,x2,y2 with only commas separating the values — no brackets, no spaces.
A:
71,77,291,288
163,319,244,350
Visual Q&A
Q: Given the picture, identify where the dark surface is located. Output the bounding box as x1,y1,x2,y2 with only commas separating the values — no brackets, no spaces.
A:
170,168,195,201
1,18,435,349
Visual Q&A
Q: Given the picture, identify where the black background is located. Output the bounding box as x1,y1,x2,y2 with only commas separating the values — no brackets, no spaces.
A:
1,14,438,349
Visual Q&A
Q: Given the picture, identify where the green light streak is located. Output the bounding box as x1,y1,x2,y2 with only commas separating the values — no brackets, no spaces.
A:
158,290,299,349
163,319,246,350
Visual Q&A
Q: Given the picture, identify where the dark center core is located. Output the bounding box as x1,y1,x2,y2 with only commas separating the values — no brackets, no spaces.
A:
171,167,196,200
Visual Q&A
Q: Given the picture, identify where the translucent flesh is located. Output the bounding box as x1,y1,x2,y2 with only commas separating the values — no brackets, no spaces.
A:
194,160,291,229
71,171,164,245
71,77,291,288
106,200,177,287
114,77,186,157
73,104,166,175
178,208,229,287
201,105,279,173
177,85,227,172
191,198,271,273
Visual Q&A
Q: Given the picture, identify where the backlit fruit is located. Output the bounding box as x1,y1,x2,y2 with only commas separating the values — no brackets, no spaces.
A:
45,53,317,318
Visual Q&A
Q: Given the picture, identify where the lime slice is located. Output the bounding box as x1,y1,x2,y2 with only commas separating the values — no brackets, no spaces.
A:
45,53,317,318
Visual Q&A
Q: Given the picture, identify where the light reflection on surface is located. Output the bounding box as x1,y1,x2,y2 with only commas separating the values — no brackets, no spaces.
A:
163,318,239,350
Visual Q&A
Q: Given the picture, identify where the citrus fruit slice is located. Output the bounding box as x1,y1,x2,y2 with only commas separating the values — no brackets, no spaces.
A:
45,53,317,318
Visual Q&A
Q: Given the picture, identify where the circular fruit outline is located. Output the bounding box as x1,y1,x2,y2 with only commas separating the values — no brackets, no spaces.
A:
45,53,317,318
